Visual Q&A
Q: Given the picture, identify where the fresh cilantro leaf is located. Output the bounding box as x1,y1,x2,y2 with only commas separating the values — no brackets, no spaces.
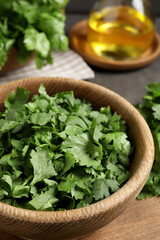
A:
92,179,110,201
11,139,24,151
58,179,75,192
89,119,104,142
152,105,160,120
30,146,57,186
107,179,119,192
0,120,19,134
103,132,131,155
0,188,8,200
24,27,50,58
61,133,103,169
29,185,58,211
62,125,84,136
89,111,111,124
12,185,30,198
108,113,121,131
146,83,160,97
13,1,37,24
76,196,92,209
30,112,52,126
0,173,12,193
66,116,88,129
71,186,85,200
60,151,75,176
4,87,30,111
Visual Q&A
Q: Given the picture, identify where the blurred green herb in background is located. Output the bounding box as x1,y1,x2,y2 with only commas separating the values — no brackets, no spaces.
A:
136,82,160,199
0,0,69,70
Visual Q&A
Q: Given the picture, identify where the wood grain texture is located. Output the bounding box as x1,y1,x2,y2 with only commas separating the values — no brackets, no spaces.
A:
0,77,154,240
83,197,160,240
1,198,160,240
69,20,160,71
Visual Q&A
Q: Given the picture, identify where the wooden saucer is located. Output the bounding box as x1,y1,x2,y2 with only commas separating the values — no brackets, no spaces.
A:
69,19,160,71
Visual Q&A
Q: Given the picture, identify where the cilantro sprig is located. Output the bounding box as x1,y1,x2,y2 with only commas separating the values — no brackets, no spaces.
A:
136,82,160,199
0,85,132,211
0,0,69,70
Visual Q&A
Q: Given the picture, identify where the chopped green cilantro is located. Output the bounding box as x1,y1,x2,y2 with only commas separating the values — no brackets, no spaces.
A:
136,82,160,199
0,85,132,210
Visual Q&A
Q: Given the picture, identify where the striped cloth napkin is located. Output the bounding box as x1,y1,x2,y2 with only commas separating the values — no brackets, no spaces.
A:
0,49,95,85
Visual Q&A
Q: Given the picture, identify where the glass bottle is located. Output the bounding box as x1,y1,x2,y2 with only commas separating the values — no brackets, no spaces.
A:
87,0,155,61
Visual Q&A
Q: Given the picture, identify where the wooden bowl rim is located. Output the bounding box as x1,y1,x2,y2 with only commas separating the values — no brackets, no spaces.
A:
0,77,154,223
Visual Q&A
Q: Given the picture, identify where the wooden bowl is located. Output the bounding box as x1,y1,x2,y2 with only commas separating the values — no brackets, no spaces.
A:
0,77,154,240
0,47,33,75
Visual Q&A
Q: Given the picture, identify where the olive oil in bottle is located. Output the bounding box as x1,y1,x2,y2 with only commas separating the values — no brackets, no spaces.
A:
87,6,155,60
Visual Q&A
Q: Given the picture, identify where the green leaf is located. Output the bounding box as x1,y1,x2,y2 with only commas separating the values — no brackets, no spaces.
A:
13,1,37,24
37,13,65,36
29,184,58,211
92,179,110,201
60,35,68,51
71,186,84,200
30,146,57,185
0,188,8,200
66,116,88,129
58,179,75,192
4,87,30,111
11,139,24,151
76,196,92,209
152,105,160,120
24,27,50,58
107,179,119,192
62,125,84,136
60,151,75,176
118,172,130,185
108,112,121,131
51,34,60,51
61,133,102,169
0,173,12,193
30,112,52,125
107,162,122,176
0,120,19,134
38,84,51,100
89,111,111,124
103,132,131,155
0,40,8,70
146,83,160,97
89,119,103,142
12,185,30,198
51,0,70,9
0,154,11,166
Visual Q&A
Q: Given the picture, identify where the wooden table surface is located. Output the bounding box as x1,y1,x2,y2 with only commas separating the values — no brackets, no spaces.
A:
0,197,159,240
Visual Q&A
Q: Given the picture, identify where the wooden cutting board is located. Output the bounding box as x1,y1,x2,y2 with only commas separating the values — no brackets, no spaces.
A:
0,197,160,240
